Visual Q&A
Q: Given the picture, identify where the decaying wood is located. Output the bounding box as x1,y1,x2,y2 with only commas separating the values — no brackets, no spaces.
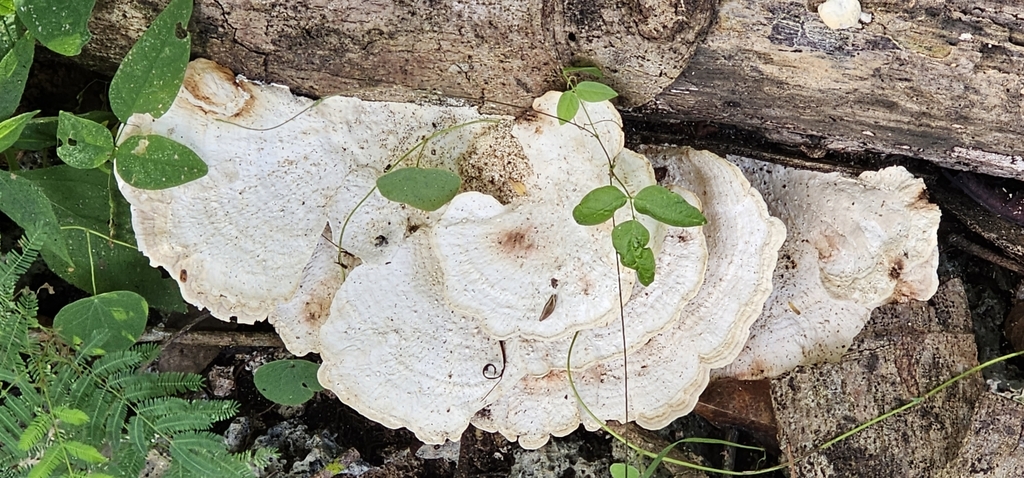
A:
84,0,718,109
138,326,285,348
929,178,1024,263
630,0,1024,180
693,379,778,451
771,278,983,476
937,392,1024,477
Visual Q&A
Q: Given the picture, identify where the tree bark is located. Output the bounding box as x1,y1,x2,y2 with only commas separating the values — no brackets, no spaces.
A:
628,0,1024,180
84,0,718,110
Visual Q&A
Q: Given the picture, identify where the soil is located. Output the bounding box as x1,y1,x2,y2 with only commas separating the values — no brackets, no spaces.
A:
8,52,1024,478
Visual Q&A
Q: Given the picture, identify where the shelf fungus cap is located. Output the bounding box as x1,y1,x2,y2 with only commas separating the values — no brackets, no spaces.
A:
430,92,631,341
317,233,525,444
718,156,940,380
115,59,486,325
473,147,785,447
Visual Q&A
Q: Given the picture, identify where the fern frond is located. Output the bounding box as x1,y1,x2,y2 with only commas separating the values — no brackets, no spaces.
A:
61,441,107,465
52,407,89,427
0,234,41,300
168,432,254,478
152,400,238,435
18,414,52,451
88,350,144,381
237,447,279,471
120,372,204,402
27,443,62,478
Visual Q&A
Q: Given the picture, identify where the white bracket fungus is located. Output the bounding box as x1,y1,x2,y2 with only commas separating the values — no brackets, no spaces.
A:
116,60,939,449
717,156,941,380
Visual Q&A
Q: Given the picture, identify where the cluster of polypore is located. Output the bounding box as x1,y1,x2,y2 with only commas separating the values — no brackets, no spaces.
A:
117,60,940,448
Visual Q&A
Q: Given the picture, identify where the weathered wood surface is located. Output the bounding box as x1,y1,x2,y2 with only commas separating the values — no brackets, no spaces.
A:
84,0,717,109
83,0,1024,180
630,0,1024,180
771,279,983,477
937,392,1024,477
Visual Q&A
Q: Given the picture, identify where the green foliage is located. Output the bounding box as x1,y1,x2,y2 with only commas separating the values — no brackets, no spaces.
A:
572,185,628,226
53,291,148,353
113,134,208,190
0,0,205,308
376,167,462,212
611,220,655,286
0,110,36,151
109,0,193,123
56,111,115,169
254,359,324,406
18,166,185,311
633,185,706,228
0,161,72,264
0,235,273,477
558,67,703,286
609,463,640,478
13,0,96,56
0,32,33,120
0,0,13,16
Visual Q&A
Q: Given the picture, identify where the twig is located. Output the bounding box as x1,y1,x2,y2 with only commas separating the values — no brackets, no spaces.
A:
138,327,285,348
947,233,1024,275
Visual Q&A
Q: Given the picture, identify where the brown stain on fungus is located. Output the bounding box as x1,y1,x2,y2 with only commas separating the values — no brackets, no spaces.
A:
496,227,536,257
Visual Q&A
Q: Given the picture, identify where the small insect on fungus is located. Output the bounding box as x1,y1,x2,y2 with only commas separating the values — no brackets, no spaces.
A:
539,294,558,321
788,301,802,315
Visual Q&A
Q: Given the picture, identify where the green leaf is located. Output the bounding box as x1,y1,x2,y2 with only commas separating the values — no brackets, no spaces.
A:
572,185,627,226
556,90,579,125
562,66,603,78
14,0,96,56
0,0,13,16
634,247,655,286
574,81,618,103
14,111,117,151
0,32,33,120
633,185,707,227
0,161,73,264
611,219,650,266
62,441,108,464
114,134,208,189
643,439,690,478
18,166,185,311
376,167,461,212
254,359,324,406
612,220,656,285
610,463,641,478
109,0,192,122
11,116,57,150
54,291,148,353
57,111,115,169
0,109,36,152
53,406,89,426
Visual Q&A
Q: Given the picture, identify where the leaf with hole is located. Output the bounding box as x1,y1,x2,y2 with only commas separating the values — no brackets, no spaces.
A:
572,185,627,226
19,166,185,311
109,0,192,122
376,167,461,211
57,111,114,169
114,134,208,189
574,81,618,103
0,110,36,152
610,463,640,478
634,185,707,227
254,360,324,406
0,32,33,120
14,0,96,56
54,291,148,353
556,90,579,125
562,66,603,78
13,111,117,151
